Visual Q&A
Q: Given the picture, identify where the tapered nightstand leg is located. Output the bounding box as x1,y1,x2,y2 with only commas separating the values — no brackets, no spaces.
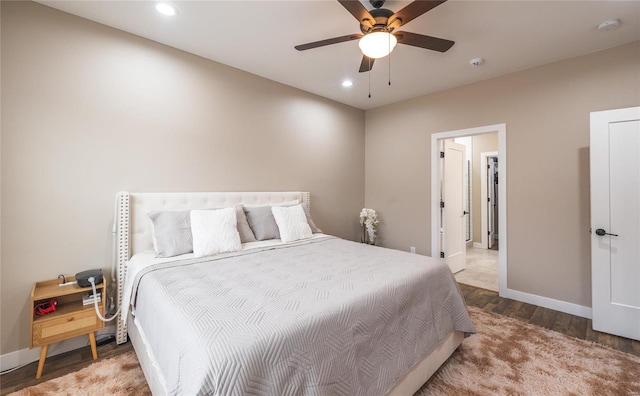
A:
36,344,48,379
89,332,98,360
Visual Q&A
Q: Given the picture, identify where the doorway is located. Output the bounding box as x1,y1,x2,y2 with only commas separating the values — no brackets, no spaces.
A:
447,141,499,291
431,124,507,296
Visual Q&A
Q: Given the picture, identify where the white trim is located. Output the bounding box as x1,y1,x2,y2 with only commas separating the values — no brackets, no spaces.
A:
431,123,507,297
506,288,592,319
472,242,483,248
1,348,43,373
480,151,499,249
0,327,114,372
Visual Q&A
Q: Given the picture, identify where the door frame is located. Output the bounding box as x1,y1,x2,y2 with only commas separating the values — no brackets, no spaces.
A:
431,123,507,296
480,152,499,249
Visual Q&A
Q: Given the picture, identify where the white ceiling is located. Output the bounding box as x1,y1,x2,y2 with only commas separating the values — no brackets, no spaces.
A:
37,0,640,110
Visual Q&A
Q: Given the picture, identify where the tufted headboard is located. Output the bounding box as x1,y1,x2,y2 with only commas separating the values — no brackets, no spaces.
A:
114,191,310,344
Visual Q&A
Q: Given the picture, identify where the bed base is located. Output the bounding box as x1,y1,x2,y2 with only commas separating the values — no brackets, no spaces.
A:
127,315,167,396
387,330,463,395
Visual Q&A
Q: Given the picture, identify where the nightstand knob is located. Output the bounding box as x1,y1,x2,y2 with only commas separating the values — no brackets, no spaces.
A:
67,317,74,322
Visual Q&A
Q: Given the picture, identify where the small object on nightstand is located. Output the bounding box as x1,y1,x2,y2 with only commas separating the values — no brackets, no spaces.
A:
33,299,58,316
82,291,102,305
75,269,103,287
30,275,107,379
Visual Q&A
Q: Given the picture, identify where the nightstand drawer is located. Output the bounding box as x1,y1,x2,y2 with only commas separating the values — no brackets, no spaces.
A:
32,310,99,346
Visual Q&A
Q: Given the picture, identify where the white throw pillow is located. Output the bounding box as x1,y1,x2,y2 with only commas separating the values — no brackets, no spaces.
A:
271,204,312,243
190,208,241,258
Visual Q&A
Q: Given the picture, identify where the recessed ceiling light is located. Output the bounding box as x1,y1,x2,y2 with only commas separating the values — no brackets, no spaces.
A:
597,19,620,31
155,3,178,16
342,80,353,87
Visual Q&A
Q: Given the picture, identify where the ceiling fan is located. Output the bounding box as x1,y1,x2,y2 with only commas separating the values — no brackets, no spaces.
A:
295,0,454,73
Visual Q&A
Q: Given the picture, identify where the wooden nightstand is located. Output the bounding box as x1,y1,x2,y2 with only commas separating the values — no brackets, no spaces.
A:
30,276,106,379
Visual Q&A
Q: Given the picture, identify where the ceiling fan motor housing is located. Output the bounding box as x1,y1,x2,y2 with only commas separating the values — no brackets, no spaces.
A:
370,0,385,9
360,8,395,34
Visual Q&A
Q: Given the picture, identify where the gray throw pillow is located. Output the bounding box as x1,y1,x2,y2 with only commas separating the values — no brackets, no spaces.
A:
234,205,257,243
244,206,280,241
147,210,193,257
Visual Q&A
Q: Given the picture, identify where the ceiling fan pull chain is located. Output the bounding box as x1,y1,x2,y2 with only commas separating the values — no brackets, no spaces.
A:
388,34,392,86
368,57,372,98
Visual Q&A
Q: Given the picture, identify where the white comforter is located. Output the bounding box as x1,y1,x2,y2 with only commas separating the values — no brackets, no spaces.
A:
124,236,475,395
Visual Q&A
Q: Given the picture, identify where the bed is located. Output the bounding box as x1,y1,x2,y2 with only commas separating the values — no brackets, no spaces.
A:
114,191,475,395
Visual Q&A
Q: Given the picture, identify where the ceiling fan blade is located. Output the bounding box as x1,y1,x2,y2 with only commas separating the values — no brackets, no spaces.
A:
295,33,363,51
395,31,454,52
388,0,447,28
359,56,375,73
338,0,376,28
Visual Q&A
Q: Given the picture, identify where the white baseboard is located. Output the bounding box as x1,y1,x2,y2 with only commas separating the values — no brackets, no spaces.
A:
0,326,115,372
472,242,484,248
506,288,592,319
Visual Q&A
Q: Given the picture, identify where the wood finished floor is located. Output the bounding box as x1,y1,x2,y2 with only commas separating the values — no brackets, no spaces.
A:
2,283,639,395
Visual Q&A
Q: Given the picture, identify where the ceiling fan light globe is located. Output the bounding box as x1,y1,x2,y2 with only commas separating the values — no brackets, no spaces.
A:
359,32,397,59
155,3,178,16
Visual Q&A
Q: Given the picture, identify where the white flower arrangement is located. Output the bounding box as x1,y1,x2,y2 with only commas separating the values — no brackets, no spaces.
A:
359,208,379,245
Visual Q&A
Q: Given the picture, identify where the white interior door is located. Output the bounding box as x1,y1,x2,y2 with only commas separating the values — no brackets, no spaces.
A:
488,158,497,248
590,106,640,341
442,140,466,273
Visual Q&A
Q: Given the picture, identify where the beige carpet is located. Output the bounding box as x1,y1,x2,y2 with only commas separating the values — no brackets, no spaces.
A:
11,307,640,395
8,352,151,396
417,308,640,395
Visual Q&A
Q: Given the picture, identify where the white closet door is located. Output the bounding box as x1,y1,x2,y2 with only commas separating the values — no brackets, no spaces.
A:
590,106,640,341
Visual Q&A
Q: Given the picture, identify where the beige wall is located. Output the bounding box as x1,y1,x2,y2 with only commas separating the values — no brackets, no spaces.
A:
471,133,498,244
0,2,365,354
365,41,639,308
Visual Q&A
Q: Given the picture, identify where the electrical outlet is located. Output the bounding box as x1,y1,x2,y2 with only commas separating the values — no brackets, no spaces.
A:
410,246,416,254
